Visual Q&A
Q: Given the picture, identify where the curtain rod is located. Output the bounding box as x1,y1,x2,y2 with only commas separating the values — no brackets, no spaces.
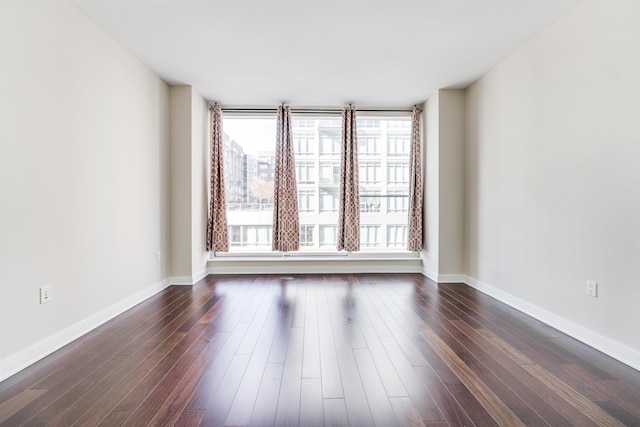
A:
211,107,418,114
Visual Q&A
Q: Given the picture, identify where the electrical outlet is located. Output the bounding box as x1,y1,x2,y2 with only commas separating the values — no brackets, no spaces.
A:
586,280,598,297
40,285,52,304
156,251,161,263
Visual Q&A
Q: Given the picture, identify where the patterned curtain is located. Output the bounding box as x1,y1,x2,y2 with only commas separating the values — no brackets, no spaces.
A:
407,106,423,251
206,104,229,252
272,105,300,251
337,105,360,251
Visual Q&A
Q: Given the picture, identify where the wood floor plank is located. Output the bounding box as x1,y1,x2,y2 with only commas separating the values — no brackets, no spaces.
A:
317,283,344,399
302,282,321,379
353,348,397,427
389,397,426,427
67,288,219,426
183,321,251,411
0,388,46,423
479,328,625,427
360,327,408,398
326,295,374,427
173,409,205,427
323,398,349,427
274,327,304,427
419,322,525,427
300,378,323,427
147,333,231,427
560,364,640,420
400,286,569,427
250,363,284,427
224,327,276,426
1,274,639,427
199,354,251,426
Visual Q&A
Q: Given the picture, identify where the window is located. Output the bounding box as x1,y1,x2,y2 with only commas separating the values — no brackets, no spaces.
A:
387,225,407,248
229,225,273,249
319,225,337,248
359,162,381,185
296,161,316,184
298,190,316,212
293,119,314,128
319,189,339,212
360,190,381,213
388,132,410,156
294,131,315,156
360,225,381,248
319,130,340,156
358,119,380,129
222,117,275,253
220,113,412,253
319,161,340,185
300,225,315,247
387,162,409,185
387,190,408,213
359,132,381,156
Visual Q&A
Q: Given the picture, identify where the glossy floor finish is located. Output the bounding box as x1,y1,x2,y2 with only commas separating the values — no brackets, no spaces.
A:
1,274,640,426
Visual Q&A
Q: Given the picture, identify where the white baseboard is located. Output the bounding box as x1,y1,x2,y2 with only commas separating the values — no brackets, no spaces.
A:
0,278,171,382
464,275,640,372
191,269,208,284
420,268,465,284
421,267,438,282
168,269,208,286
169,276,194,285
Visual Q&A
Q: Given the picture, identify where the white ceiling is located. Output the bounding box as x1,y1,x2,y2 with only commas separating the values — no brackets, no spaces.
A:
71,0,578,108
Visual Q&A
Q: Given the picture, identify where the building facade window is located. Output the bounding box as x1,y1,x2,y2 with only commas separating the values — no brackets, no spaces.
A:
294,131,315,156
229,225,273,248
360,162,381,185
296,161,316,184
319,130,340,156
360,225,381,247
300,225,315,247
358,132,381,156
319,225,337,248
387,190,408,213
360,190,381,213
298,190,316,212
387,132,410,156
387,225,408,248
319,161,340,185
319,188,339,212
387,162,409,185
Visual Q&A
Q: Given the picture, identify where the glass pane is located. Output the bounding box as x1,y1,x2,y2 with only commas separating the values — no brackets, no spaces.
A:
223,116,276,252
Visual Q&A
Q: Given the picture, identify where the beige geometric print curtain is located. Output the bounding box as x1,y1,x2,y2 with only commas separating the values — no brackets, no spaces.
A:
206,104,229,252
337,105,360,251
407,105,423,251
272,104,300,251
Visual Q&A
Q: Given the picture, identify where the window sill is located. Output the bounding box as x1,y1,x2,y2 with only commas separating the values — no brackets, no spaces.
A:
210,251,420,262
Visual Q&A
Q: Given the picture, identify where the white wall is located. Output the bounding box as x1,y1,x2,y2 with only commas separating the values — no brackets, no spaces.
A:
191,94,209,279
169,87,193,279
0,1,170,378
169,86,208,283
422,90,465,281
438,90,465,276
465,1,640,365
422,96,440,277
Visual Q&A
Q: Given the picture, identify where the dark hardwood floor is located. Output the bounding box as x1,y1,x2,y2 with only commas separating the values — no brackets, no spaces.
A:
1,274,639,426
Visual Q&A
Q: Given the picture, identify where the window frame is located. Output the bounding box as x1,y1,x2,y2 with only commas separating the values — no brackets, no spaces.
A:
212,110,418,258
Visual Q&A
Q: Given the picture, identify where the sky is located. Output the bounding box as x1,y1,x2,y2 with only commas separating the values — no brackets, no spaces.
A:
223,117,277,155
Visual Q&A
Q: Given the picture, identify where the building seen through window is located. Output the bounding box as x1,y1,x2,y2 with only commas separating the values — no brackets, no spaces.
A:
220,114,411,252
